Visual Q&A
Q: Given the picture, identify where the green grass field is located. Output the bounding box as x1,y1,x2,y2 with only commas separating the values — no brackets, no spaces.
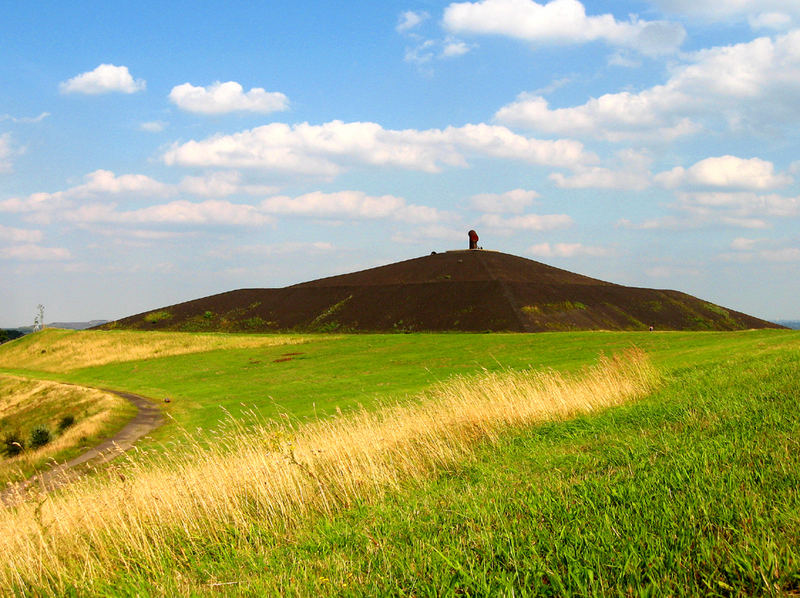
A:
1,328,799,595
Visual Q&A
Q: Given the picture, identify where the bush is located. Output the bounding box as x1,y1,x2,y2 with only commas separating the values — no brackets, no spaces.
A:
58,415,76,432
2,431,25,457
29,425,52,449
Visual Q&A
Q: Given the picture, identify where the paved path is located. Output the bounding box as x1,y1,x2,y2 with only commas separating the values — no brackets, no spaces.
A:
1,388,163,507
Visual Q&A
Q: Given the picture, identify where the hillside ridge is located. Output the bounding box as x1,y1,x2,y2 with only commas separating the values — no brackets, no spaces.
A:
101,250,782,333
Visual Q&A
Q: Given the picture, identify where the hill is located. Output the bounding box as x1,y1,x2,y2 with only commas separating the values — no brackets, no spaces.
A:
101,250,782,333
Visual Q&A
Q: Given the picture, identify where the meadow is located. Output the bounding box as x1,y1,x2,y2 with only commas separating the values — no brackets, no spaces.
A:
0,328,798,595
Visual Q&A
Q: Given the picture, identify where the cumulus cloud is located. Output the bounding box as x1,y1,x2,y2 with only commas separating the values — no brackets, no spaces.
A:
470,189,539,213
178,171,277,197
0,244,71,261
162,120,595,176
443,0,685,55
442,37,472,57
494,29,800,142
650,0,799,29
140,121,167,132
528,242,615,257
618,190,800,230
62,200,274,227
479,212,573,232
731,237,758,250
397,10,429,32
260,191,447,223
168,81,289,115
655,156,792,190
59,64,145,95
550,149,653,190
495,91,698,142
760,247,800,261
0,112,49,124
0,224,42,243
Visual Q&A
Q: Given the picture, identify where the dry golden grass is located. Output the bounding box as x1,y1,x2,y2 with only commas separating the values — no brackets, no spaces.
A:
0,328,313,372
0,376,133,486
0,348,657,593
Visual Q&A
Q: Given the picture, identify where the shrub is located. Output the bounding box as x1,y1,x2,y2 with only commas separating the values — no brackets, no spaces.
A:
2,430,25,456
30,425,52,449
144,310,172,323
58,415,76,432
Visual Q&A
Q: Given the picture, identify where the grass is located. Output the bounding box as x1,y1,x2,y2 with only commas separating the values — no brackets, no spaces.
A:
0,376,135,485
0,328,311,372
0,328,798,595
0,349,657,594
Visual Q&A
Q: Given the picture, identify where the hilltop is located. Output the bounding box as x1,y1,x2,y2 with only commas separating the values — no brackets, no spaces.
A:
101,250,782,333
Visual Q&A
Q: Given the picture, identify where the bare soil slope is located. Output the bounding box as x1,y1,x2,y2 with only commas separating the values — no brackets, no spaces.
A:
102,250,782,333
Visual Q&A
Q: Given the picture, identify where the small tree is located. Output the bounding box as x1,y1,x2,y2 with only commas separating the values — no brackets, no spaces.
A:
30,425,52,449
2,431,25,457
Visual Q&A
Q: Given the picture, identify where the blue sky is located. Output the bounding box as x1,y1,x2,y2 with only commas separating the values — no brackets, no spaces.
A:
3,0,800,327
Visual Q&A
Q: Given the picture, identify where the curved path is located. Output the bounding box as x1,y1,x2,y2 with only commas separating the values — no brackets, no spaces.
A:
1,388,163,507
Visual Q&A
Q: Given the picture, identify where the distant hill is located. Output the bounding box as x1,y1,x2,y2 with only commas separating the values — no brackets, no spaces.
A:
48,320,109,330
775,320,800,330
101,250,782,334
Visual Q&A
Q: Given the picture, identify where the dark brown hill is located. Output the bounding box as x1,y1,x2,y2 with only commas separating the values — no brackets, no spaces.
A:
102,250,782,333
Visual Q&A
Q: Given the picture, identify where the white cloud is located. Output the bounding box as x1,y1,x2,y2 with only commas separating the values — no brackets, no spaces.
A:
442,37,472,57
495,30,800,142
168,81,289,115
528,242,615,257
760,247,800,261
397,10,429,32
479,212,573,232
0,112,50,124
550,149,653,190
404,39,437,65
470,189,539,213
443,0,685,55
59,64,145,95
0,133,13,173
749,11,793,30
0,224,42,243
0,169,282,220
140,121,167,132
617,190,800,231
731,237,758,251
655,156,792,190
649,1,799,29
0,244,71,261
494,90,698,142
162,120,595,176
178,171,277,197
64,199,274,227
73,169,175,198
261,191,446,223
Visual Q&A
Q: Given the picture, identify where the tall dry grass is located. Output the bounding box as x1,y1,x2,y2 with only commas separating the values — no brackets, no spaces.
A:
0,329,313,372
0,376,132,486
0,348,657,593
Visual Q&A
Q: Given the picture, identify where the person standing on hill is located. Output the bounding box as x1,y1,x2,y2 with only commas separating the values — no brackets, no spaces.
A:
468,229,479,249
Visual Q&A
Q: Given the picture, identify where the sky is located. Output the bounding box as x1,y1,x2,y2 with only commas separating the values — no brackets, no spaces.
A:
2,0,800,327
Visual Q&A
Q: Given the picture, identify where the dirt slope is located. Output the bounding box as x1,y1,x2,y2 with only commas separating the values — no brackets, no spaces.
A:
102,250,782,333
